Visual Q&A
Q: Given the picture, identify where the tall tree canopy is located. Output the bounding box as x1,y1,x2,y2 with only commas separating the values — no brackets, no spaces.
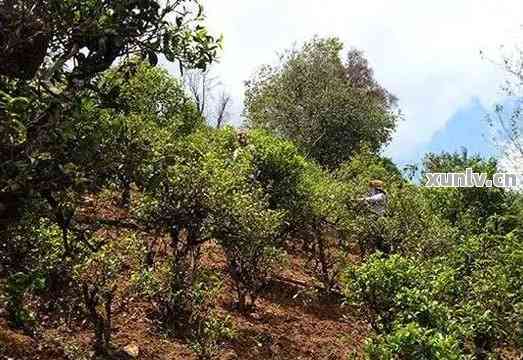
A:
0,0,220,222
244,37,398,168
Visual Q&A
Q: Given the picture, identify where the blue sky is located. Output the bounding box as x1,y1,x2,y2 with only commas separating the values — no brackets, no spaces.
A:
396,97,498,165
164,0,522,164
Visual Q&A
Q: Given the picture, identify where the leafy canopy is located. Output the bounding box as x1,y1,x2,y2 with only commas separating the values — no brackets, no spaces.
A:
244,37,398,168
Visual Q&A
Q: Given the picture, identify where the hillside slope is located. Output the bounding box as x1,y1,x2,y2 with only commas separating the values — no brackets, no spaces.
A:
0,193,370,360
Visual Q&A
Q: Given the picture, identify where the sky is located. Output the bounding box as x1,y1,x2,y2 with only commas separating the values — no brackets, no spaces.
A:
165,0,522,163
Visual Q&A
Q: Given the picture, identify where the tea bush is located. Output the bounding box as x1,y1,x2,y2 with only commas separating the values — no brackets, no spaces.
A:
364,322,463,360
343,217,523,358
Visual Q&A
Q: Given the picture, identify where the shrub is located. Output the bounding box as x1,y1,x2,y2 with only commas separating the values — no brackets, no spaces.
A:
138,126,287,315
1,217,77,330
341,181,458,259
4,272,36,331
345,227,523,357
336,146,403,192
247,129,309,230
85,61,204,207
343,254,425,331
364,322,463,360
440,232,523,355
210,180,284,310
393,288,451,333
189,311,236,359
131,259,233,358
74,234,143,356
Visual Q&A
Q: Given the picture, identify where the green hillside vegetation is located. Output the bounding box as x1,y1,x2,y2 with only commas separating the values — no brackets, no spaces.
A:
1,1,522,359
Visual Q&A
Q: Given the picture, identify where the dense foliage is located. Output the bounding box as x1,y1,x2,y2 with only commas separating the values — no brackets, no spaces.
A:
0,0,220,227
343,152,523,359
0,9,521,359
244,37,399,168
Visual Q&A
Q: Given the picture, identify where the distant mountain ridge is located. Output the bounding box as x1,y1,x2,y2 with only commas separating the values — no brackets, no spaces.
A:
394,97,498,167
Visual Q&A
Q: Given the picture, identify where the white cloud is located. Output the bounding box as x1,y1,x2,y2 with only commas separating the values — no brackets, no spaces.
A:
165,0,522,160
499,142,523,191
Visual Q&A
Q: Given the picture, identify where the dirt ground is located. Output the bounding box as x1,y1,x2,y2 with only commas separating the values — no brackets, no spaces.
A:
0,245,370,359
0,194,371,360
2,193,522,359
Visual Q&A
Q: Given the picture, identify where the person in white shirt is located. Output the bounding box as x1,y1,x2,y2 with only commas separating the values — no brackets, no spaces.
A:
357,180,390,255
362,180,387,216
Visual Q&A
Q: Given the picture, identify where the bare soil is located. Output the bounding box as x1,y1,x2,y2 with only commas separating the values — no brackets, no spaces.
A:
0,193,371,359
